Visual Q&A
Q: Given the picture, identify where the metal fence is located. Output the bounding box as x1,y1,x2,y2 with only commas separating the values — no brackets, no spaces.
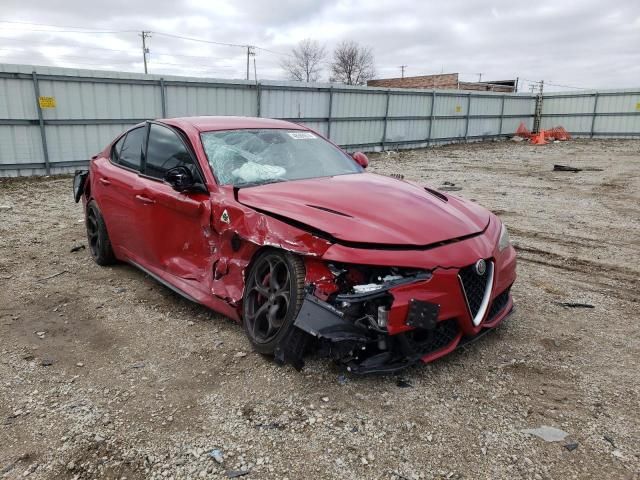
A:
0,63,638,177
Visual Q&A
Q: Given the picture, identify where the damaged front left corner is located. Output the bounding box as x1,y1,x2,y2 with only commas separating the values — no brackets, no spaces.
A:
276,267,443,374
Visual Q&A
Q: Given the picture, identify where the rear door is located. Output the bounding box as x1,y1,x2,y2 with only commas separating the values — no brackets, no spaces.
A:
136,122,213,286
92,126,147,259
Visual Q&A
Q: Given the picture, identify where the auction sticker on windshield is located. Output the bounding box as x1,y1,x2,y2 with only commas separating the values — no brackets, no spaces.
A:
288,132,316,140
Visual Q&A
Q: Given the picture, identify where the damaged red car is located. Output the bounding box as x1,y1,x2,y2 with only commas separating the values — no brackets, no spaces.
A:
73,116,516,374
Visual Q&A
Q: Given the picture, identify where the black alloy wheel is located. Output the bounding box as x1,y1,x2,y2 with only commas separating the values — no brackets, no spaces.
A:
242,250,305,354
86,201,116,266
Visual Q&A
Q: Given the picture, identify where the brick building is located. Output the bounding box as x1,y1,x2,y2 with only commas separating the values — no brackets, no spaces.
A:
367,73,517,92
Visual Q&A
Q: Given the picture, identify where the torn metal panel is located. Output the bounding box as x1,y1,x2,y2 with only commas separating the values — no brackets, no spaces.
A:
204,190,334,312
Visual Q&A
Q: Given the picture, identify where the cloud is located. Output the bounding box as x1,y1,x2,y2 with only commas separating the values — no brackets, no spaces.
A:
0,0,638,89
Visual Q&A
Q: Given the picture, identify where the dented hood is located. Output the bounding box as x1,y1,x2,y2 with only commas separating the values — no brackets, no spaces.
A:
237,173,490,246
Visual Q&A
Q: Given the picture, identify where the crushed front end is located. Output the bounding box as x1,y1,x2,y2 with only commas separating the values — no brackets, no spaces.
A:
278,216,517,374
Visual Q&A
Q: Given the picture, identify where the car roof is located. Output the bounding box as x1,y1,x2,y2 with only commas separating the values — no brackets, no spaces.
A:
160,116,307,133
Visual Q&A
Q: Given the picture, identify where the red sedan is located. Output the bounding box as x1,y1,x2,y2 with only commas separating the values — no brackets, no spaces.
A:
73,116,516,374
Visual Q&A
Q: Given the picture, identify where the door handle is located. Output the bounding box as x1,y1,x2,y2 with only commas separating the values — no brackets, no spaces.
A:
99,178,111,186
135,194,156,205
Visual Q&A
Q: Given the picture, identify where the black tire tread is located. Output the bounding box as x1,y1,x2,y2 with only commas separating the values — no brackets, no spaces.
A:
87,201,116,266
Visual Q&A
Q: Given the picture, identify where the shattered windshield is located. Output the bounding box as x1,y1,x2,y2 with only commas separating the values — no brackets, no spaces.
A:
200,129,363,187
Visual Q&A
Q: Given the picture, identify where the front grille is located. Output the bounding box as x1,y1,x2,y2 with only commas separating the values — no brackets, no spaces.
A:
458,260,494,326
405,319,459,355
488,287,511,320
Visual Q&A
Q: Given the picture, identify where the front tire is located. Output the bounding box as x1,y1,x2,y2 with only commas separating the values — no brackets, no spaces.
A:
86,201,116,266
242,250,305,355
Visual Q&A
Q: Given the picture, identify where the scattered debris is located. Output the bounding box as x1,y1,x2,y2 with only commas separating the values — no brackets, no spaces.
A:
69,244,85,253
564,442,579,451
38,270,69,282
556,302,594,309
510,136,525,142
0,205,13,211
35,331,46,338
553,164,582,172
389,173,405,180
76,362,84,367
40,358,54,367
208,449,224,464
131,361,146,369
612,450,625,459
442,181,456,186
396,378,413,388
226,469,250,478
337,374,348,385
234,351,247,358
553,164,604,173
440,186,463,192
604,435,616,448
521,426,568,442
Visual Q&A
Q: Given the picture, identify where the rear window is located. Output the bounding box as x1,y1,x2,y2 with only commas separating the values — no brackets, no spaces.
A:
118,127,145,171
111,136,125,163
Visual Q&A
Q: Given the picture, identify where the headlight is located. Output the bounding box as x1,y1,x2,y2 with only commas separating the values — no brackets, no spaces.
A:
498,223,511,251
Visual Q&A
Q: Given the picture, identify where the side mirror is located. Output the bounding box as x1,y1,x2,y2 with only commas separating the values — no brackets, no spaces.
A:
352,151,369,169
164,166,195,192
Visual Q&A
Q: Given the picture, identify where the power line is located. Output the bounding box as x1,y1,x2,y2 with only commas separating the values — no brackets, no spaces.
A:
254,46,291,57
520,77,589,91
0,19,136,33
0,38,241,62
151,31,247,49
0,48,238,73
0,19,291,58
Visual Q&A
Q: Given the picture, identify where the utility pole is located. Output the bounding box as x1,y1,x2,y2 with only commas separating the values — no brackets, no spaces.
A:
140,31,151,74
246,46,255,81
477,73,483,82
399,65,407,78
253,53,258,83
533,80,544,133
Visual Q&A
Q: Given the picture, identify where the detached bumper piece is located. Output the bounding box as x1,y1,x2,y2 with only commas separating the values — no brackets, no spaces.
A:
280,282,514,374
287,294,458,375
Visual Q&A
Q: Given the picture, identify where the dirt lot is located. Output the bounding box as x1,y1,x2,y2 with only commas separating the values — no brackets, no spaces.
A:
0,139,639,480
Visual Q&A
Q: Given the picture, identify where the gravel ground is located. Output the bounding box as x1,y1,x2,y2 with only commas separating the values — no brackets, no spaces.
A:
0,139,639,480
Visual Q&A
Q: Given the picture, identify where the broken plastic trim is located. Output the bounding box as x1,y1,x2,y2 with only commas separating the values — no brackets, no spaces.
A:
336,272,432,302
73,170,89,203
294,294,371,343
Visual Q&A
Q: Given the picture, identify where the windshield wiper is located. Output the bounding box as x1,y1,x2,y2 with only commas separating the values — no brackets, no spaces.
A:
234,177,289,189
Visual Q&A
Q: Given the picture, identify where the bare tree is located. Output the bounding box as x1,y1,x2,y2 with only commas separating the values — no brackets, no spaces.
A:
281,39,327,83
330,40,376,85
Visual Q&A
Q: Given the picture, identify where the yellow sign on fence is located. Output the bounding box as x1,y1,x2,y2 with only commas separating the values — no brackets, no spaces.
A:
636,102,640,111
455,105,462,113
38,96,56,109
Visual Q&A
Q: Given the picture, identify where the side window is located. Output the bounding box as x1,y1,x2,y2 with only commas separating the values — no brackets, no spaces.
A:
145,124,196,179
111,135,125,163
118,127,145,171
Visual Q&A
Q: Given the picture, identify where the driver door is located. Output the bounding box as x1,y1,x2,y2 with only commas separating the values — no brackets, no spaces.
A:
135,122,213,290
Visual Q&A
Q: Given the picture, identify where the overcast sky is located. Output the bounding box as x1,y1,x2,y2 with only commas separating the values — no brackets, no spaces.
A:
1,0,638,91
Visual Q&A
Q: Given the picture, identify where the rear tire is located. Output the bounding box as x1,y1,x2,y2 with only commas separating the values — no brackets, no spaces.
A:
86,201,116,266
242,249,305,355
